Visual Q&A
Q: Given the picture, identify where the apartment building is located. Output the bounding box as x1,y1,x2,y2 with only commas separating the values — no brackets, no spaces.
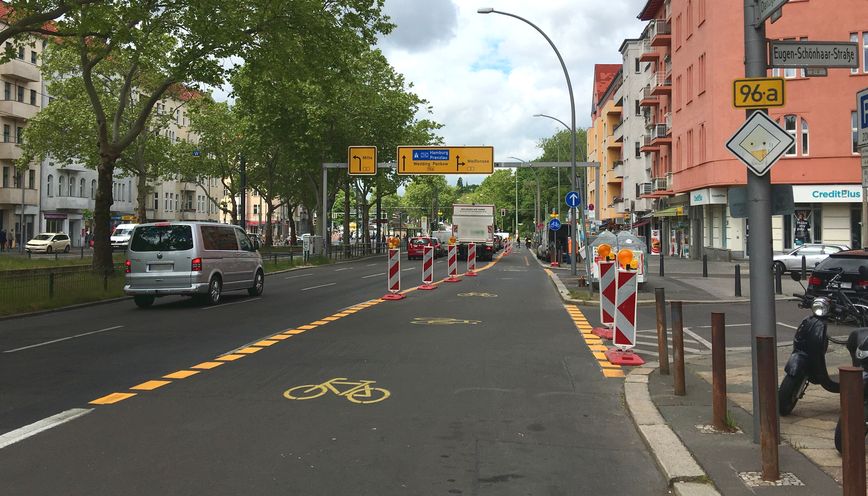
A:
587,64,627,227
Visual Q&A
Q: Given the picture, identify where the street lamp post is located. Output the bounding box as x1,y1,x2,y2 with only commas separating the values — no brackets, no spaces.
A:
479,7,578,276
508,156,525,244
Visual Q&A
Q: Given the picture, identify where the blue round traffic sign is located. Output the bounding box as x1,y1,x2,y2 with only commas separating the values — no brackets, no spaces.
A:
548,218,561,231
565,191,581,208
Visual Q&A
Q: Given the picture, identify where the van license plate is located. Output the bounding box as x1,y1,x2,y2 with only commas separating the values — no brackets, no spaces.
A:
149,264,173,271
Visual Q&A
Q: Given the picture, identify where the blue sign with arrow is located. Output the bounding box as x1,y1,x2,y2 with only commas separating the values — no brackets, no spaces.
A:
565,191,581,208
548,218,561,231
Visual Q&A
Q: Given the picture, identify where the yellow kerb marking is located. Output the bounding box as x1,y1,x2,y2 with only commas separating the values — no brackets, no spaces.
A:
311,321,329,325
599,362,622,369
90,392,136,405
286,329,306,335
217,354,245,361
593,352,608,360
131,380,171,391
193,361,225,370
237,347,262,354
164,370,200,379
298,325,317,330
588,345,609,352
603,369,626,378
254,340,278,347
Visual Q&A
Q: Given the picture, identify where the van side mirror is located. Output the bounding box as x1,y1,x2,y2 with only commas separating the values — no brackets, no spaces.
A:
790,271,801,282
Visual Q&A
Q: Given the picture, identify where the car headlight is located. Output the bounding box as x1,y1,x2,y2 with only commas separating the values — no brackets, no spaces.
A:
812,297,831,317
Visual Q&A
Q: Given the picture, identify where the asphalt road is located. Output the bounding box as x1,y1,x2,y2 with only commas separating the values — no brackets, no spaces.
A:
0,247,665,495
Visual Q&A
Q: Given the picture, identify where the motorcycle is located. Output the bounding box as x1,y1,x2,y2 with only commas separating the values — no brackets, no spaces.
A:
778,270,868,416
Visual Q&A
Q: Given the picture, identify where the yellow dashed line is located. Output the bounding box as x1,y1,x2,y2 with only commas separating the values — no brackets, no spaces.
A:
192,361,225,370
286,329,306,335
603,369,625,378
322,316,340,321
593,351,608,360
588,344,609,352
334,312,351,317
164,370,201,379
600,362,622,369
297,325,317,330
217,354,246,361
254,340,278,347
131,380,171,391
310,320,329,325
236,347,262,354
90,392,136,405
269,334,292,341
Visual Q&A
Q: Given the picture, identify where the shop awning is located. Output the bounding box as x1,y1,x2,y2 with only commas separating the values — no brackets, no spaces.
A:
631,218,651,228
651,206,686,217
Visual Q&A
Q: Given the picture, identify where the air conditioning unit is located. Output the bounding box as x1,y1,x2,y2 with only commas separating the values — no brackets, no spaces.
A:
640,182,653,195
653,177,668,190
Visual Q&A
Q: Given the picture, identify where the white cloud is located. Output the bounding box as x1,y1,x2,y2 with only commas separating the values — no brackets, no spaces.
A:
379,0,646,184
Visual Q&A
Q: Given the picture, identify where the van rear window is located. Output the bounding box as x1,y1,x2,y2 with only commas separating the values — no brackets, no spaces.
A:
130,225,193,252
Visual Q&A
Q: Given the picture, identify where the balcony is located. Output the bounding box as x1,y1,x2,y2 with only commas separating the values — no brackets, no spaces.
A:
650,71,671,96
613,197,628,214
0,187,37,205
0,142,22,160
613,119,624,138
0,100,38,120
606,104,622,117
640,135,660,153
42,195,92,211
649,20,672,47
606,167,623,184
0,59,39,82
606,134,622,150
639,86,660,107
650,122,672,147
639,40,662,62
613,161,624,178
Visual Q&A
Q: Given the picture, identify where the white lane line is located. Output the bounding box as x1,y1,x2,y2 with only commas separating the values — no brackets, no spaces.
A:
402,267,414,272
693,322,752,329
778,322,798,330
362,273,384,279
0,408,92,450
334,267,352,272
3,325,124,353
366,263,377,267
201,297,262,310
301,283,337,291
285,273,313,279
683,327,713,349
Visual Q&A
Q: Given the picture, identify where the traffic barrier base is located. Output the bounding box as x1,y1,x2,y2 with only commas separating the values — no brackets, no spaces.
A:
418,283,437,290
444,275,461,283
604,348,645,366
465,270,477,277
592,326,613,340
550,261,560,267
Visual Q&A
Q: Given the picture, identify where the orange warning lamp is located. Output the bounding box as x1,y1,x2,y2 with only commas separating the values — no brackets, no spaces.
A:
449,236,457,245
598,243,612,261
617,248,634,268
629,259,639,270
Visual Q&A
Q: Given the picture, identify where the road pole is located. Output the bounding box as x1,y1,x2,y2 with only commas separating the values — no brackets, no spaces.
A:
744,0,778,444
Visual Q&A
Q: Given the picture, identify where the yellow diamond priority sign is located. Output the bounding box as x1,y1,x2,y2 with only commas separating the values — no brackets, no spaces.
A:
348,146,377,175
725,111,794,176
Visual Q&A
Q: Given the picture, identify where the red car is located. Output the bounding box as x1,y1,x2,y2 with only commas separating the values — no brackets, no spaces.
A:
408,237,441,260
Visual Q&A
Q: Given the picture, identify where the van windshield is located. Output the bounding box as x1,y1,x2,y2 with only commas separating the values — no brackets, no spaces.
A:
130,225,193,252
112,229,132,236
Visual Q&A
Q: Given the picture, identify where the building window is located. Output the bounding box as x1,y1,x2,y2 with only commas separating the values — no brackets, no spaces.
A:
80,178,85,198
676,14,682,48
801,119,809,156
863,31,868,73
699,123,706,163
3,125,9,143
687,0,693,37
853,111,860,154
686,65,693,103
635,99,641,116
29,89,35,105
784,115,797,156
253,204,259,215
687,130,694,166
675,75,682,109
164,192,169,211
91,179,96,199
16,86,23,102
698,54,706,94
46,174,53,196
30,50,36,64
28,169,34,189
16,46,23,59
69,175,75,196
698,0,706,24
16,126,23,144
634,58,641,73
3,82,9,101
12,169,18,188
635,141,641,159
153,192,159,210
59,175,65,197
676,137,682,170
852,33,860,74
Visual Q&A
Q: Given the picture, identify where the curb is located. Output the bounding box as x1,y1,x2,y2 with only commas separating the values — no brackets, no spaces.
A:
623,366,721,495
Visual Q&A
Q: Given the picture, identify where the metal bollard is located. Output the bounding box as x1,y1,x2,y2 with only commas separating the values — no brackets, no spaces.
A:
840,366,866,496
801,255,807,281
48,273,55,299
711,312,727,431
671,301,686,396
702,254,708,277
774,263,782,295
659,249,665,277
655,288,670,375
756,336,780,482
735,264,742,297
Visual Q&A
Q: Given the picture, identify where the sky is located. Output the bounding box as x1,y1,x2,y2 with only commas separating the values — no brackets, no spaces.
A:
376,0,647,185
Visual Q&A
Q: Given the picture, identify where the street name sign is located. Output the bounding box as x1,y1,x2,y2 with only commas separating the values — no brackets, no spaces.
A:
396,146,494,175
857,87,868,150
347,146,377,175
725,111,795,176
732,77,785,109
565,191,581,208
755,0,788,25
548,218,561,231
769,40,858,68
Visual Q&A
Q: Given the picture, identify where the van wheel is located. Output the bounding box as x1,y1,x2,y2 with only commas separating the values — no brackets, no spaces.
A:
248,270,264,296
134,295,155,308
206,277,222,305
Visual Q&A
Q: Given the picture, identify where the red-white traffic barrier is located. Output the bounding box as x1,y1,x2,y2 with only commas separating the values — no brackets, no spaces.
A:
592,260,616,340
382,248,405,300
419,245,437,290
445,244,461,282
605,268,644,366
465,242,477,276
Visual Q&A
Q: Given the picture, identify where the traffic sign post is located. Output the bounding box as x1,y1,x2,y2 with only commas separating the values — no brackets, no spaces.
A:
466,242,478,276
382,248,405,300
858,88,868,250
725,110,795,176
768,40,858,69
419,246,437,290
732,77,785,109
548,218,561,268
348,146,377,176
755,0,788,25
396,146,494,175
548,218,561,231
605,269,644,366
565,191,581,208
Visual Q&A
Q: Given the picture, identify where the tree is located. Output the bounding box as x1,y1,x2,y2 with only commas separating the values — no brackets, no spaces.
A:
0,1,103,48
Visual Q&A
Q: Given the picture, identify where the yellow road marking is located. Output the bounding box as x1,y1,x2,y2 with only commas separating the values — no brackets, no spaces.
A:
254,340,278,347
286,329,306,335
90,392,136,405
298,325,317,330
311,320,329,325
193,361,225,370
334,312,351,317
131,380,171,391
593,352,607,360
599,362,622,369
269,334,291,340
236,347,262,354
217,354,246,361
603,369,625,378
322,316,340,321
588,345,609,352
164,370,201,379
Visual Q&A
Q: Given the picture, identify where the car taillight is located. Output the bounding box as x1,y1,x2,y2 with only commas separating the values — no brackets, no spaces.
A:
858,280,868,288
486,246,492,251
192,257,202,271
808,275,822,286
124,260,131,273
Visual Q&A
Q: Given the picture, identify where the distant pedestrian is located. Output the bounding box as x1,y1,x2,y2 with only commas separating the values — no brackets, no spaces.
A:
0,229,6,252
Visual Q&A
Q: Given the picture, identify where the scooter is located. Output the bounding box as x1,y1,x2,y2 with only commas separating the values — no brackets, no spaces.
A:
778,271,868,416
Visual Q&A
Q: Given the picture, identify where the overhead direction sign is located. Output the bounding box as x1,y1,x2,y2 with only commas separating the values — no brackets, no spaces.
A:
732,77,785,109
565,191,581,208
396,146,494,175
348,146,377,175
769,40,858,68
755,0,788,25
857,87,868,149
726,111,795,176
548,218,561,231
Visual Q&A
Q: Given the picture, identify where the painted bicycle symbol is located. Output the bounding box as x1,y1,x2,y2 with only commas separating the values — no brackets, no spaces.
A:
457,292,498,298
410,317,481,325
283,377,390,404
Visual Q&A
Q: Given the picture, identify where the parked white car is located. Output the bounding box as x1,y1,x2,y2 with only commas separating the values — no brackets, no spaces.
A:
26,232,71,254
772,243,850,273
111,223,138,250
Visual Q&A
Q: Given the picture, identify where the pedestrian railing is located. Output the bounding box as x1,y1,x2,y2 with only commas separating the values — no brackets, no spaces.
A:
0,263,127,316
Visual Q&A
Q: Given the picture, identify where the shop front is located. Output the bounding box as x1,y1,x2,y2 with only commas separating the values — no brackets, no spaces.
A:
775,185,861,251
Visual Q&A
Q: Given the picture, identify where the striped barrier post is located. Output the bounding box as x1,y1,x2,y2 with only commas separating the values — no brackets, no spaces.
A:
382,248,405,300
445,244,461,282
465,242,477,276
592,260,616,340
419,246,437,290
604,268,644,366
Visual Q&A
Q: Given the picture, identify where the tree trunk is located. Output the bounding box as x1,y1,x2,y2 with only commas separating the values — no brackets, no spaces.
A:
265,201,274,247
362,195,370,252
342,174,350,256
93,161,116,275
289,205,297,246
136,170,148,223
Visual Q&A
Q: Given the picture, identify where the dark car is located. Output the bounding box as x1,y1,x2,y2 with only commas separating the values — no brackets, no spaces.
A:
805,249,868,302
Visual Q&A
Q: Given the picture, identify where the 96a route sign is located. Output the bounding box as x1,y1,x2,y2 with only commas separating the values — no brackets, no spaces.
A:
732,77,785,109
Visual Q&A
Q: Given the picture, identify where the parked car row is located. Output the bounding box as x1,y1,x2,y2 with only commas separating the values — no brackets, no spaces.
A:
772,243,850,273
407,236,445,260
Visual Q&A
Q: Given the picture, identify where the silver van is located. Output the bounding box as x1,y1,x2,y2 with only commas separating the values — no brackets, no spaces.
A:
124,221,264,308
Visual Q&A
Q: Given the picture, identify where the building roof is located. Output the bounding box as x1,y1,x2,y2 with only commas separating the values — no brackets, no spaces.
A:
592,64,621,113
618,38,642,54
638,0,664,21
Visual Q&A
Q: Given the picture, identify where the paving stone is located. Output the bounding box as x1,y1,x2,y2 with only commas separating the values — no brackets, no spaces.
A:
673,481,721,496
638,424,706,481
792,417,838,430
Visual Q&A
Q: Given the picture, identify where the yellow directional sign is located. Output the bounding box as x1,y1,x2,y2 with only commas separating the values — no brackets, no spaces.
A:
348,146,377,175
732,77,785,109
396,146,494,175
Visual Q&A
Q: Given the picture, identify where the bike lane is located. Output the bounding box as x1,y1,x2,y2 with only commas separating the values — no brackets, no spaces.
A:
0,251,666,495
